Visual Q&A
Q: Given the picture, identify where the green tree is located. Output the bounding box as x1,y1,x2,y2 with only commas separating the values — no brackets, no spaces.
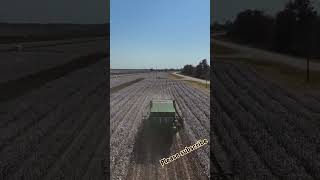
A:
275,0,317,55
182,64,194,75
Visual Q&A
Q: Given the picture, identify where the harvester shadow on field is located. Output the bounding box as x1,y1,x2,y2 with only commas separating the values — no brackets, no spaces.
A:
132,119,175,164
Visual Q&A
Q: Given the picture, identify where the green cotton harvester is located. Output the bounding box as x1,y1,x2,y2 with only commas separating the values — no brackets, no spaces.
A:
144,99,183,133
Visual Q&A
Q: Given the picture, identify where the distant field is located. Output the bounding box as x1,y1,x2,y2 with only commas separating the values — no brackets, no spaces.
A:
110,69,151,75
0,38,108,83
0,23,108,43
110,69,175,75
0,52,107,102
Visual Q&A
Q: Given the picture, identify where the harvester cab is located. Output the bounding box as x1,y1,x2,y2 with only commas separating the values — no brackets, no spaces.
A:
144,99,183,133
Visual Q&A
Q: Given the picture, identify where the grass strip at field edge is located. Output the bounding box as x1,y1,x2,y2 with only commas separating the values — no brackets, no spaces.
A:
169,74,210,92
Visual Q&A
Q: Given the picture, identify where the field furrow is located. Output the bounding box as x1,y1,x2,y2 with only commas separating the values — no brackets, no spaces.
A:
213,62,320,179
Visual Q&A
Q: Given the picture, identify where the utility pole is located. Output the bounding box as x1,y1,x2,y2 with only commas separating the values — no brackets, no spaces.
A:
307,58,310,82
306,19,315,83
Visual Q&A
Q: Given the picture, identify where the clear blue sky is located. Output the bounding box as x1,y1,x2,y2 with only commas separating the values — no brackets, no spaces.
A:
111,0,209,69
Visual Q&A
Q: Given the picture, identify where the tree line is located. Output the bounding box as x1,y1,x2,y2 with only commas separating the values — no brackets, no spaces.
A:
181,59,210,80
214,0,320,58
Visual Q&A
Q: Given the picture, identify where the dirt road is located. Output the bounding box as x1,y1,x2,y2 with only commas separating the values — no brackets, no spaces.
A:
213,39,320,71
171,72,210,85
